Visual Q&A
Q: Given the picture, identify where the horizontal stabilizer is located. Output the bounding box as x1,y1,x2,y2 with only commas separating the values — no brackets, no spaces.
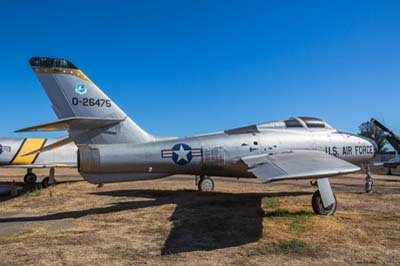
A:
241,150,360,183
15,117,124,132
21,136,73,156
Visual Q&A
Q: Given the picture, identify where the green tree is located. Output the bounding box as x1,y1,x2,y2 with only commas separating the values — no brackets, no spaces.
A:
358,121,387,153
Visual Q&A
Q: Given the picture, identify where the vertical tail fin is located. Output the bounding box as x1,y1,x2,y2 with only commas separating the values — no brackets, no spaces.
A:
29,57,154,144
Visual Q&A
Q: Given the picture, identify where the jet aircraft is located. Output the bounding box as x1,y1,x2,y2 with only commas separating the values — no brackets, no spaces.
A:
17,57,376,215
371,118,400,174
0,137,76,187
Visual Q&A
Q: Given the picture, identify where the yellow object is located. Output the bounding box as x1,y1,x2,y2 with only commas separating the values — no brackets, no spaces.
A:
11,138,46,165
33,67,93,84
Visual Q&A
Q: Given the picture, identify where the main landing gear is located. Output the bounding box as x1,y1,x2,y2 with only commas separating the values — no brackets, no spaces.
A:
364,165,374,193
24,169,37,184
312,190,337,215
310,178,337,215
42,167,56,188
196,175,214,192
23,168,56,188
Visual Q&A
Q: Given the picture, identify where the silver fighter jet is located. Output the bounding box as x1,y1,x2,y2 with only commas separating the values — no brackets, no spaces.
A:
18,57,376,215
0,137,76,187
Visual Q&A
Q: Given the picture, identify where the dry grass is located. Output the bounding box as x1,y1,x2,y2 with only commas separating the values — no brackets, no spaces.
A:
0,168,399,265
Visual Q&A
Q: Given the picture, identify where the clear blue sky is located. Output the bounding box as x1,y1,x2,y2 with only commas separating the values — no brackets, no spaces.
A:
0,1,399,138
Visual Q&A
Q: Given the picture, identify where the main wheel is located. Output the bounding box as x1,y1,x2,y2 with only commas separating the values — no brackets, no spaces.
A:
198,177,214,192
41,177,56,188
365,175,374,193
312,190,337,215
24,173,37,184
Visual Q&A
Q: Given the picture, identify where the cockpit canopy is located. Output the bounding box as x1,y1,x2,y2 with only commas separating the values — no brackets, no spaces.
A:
285,117,331,129
260,117,334,130
225,117,334,135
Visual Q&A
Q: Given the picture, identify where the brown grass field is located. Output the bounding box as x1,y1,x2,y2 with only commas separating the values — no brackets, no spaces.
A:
0,168,399,266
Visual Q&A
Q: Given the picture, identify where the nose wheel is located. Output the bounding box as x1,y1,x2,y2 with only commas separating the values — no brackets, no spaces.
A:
364,164,374,193
197,176,214,192
365,175,374,193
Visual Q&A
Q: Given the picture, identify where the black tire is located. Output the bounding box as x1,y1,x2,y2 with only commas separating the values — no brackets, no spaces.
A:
198,177,214,192
41,177,56,188
312,190,337,215
24,173,37,184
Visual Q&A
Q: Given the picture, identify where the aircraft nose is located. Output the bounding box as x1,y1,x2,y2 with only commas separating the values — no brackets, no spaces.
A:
369,139,378,154
361,136,377,159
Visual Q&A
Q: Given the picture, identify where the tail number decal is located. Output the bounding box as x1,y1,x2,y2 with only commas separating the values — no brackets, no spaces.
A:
72,97,111,107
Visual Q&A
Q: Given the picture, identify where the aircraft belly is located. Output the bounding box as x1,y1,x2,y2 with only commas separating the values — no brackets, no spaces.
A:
81,172,170,184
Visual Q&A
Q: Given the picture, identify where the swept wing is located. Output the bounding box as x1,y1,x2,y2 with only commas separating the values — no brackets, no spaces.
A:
241,150,360,183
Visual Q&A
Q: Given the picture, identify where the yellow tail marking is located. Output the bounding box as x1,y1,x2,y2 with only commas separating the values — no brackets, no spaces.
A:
33,67,93,84
11,138,46,165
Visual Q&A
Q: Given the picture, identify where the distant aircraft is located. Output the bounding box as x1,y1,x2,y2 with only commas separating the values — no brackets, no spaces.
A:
18,57,376,215
0,137,76,187
371,118,400,174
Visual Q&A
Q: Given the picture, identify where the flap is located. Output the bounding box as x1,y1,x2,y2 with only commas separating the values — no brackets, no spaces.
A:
15,117,124,132
241,150,360,183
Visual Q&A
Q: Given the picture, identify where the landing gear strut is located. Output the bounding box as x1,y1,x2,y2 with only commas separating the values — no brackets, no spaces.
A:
365,165,374,193
42,167,56,188
365,175,373,193
196,175,214,192
24,169,37,184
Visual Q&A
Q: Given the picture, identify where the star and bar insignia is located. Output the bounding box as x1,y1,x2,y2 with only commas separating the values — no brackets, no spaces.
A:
161,143,202,165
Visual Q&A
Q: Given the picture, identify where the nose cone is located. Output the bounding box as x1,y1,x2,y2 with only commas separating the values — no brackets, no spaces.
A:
369,139,378,155
358,135,377,160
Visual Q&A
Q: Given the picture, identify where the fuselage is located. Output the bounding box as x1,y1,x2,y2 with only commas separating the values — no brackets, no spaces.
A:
0,138,77,167
79,118,376,184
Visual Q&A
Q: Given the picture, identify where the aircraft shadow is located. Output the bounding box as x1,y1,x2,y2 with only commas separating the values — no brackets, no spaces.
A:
0,180,82,202
0,189,311,254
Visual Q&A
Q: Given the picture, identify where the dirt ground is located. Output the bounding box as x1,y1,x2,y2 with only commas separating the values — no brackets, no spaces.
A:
0,168,399,266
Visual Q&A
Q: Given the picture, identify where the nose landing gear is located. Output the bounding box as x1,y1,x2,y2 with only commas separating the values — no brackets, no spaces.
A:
364,165,374,193
365,174,374,193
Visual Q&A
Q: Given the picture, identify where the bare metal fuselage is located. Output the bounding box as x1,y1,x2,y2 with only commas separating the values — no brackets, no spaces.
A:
0,138,77,168
79,127,375,184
